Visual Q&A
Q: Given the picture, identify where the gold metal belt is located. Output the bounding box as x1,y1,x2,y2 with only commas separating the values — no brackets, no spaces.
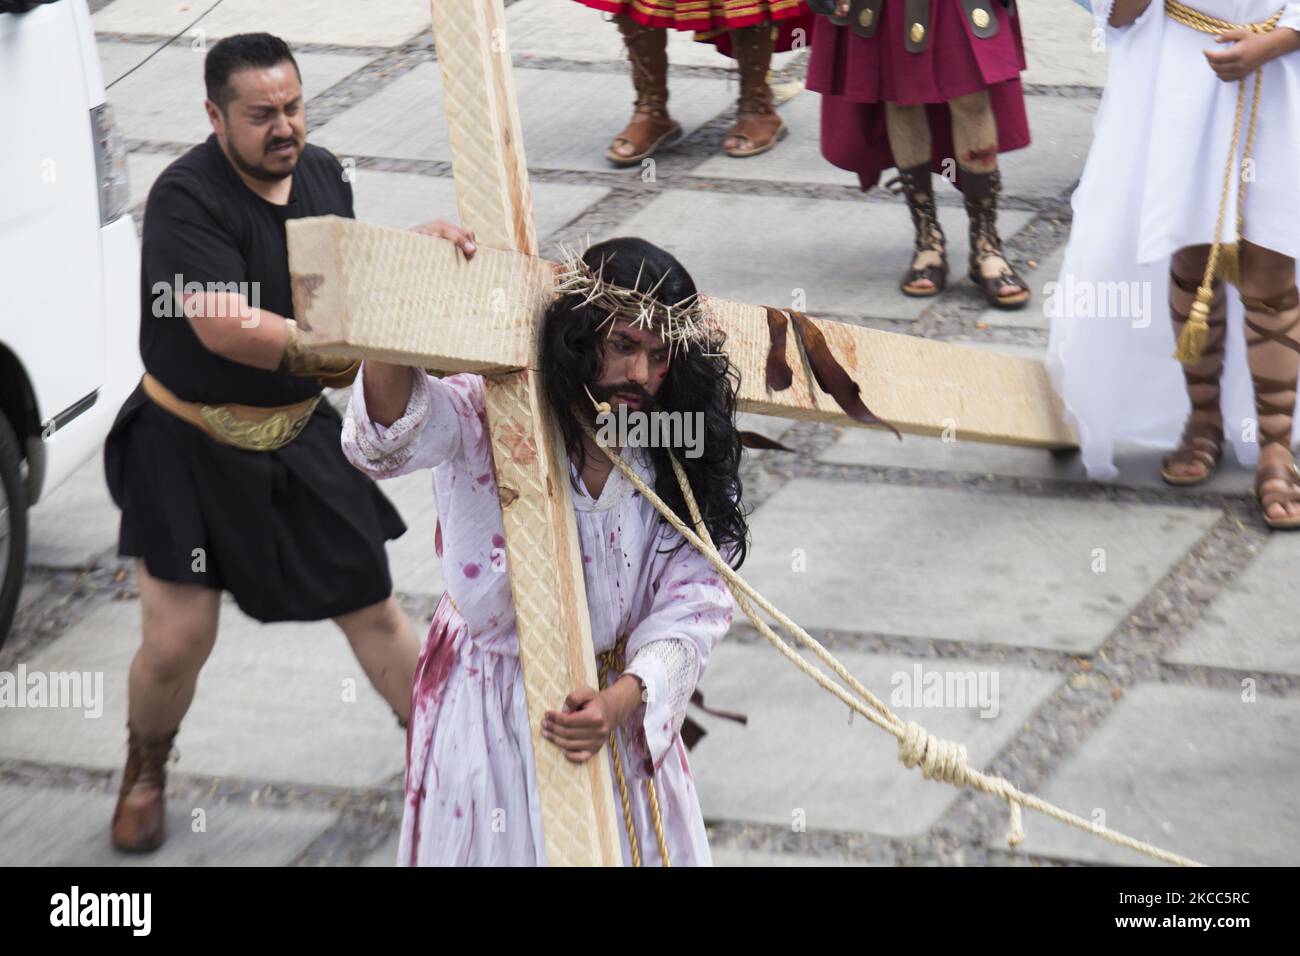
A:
1164,1,1285,364
141,373,320,452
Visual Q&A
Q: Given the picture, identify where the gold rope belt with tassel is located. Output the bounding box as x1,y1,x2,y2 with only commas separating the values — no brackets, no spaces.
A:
597,634,670,867
1165,0,1285,363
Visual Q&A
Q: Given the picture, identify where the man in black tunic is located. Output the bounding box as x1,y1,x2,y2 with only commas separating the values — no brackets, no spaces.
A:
104,34,468,852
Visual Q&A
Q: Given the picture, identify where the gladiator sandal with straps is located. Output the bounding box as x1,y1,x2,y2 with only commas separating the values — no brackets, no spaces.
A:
1244,285,1300,530
111,724,178,852
1162,271,1228,485
962,168,1031,310
886,162,948,298
606,16,683,168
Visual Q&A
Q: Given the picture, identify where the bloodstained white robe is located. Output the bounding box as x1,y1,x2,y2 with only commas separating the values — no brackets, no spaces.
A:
342,364,735,866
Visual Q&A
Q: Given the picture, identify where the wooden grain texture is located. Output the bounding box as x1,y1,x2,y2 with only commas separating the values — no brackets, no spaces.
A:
287,217,1077,449
424,0,623,867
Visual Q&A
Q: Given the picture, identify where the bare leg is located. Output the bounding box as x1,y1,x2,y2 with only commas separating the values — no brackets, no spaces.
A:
1239,239,1300,525
129,563,221,735
113,563,220,851
334,596,420,724
885,102,943,292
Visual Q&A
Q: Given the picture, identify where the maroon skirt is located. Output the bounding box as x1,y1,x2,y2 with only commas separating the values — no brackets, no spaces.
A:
806,1,1031,190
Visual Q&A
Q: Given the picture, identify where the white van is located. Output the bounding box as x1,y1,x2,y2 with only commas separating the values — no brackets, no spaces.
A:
0,0,142,643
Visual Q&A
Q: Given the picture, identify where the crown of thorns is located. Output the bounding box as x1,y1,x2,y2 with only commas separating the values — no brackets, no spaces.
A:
553,244,716,355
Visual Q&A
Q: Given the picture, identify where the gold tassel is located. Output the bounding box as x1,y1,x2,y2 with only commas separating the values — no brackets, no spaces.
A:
1215,242,1240,287
1174,292,1213,365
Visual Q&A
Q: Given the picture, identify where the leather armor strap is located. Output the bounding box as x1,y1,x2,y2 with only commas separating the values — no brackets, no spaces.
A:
850,0,885,37
903,0,932,52
962,0,1000,38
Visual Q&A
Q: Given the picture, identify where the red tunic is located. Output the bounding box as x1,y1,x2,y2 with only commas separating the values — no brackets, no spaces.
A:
806,1,1031,190
571,0,815,55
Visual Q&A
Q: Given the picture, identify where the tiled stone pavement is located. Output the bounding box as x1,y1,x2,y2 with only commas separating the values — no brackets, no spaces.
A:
3,0,1296,868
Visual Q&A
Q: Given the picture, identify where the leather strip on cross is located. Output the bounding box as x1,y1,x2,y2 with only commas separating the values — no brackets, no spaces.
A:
763,307,901,438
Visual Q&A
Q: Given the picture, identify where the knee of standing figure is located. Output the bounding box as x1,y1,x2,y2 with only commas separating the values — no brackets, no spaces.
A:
138,629,212,684
1171,246,1212,283
337,594,405,638
1238,243,1298,303
947,90,991,120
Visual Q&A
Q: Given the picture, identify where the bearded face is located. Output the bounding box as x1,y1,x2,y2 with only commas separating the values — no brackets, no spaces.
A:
207,61,306,183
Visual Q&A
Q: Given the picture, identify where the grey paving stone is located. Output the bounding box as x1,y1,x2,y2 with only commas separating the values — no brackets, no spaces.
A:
608,190,1034,320
98,42,370,146
0,782,334,866
94,0,431,48
1020,0,1110,89
1013,684,1300,866
312,63,735,174
17,580,50,615
1166,535,1300,677
691,642,1060,836
735,411,794,444
975,237,1064,332
126,150,178,209
506,0,805,69
819,429,1256,496
361,830,401,866
692,88,863,188
739,479,1218,652
997,96,1097,201
27,452,119,569
710,846,858,866
0,600,405,789
348,167,606,240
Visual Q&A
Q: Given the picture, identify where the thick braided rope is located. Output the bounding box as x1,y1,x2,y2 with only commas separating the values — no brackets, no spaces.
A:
579,419,1205,866
598,647,643,867
599,638,671,866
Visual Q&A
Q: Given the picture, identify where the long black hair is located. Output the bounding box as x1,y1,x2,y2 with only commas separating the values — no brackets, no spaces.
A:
539,237,749,569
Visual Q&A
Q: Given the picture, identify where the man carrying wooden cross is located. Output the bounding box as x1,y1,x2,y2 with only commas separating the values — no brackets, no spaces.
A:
343,234,747,866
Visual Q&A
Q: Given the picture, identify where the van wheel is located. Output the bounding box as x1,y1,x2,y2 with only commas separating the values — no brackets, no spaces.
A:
0,413,28,650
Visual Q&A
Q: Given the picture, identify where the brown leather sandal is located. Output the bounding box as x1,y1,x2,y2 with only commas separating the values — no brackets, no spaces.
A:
1162,272,1227,485
886,163,948,298
963,168,1030,310
723,111,787,158
1244,286,1300,530
606,110,683,167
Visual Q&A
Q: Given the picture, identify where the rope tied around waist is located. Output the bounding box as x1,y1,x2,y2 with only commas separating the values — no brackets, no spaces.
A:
1164,0,1285,364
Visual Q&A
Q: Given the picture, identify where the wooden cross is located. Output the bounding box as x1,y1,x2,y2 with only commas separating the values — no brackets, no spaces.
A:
286,0,1076,867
